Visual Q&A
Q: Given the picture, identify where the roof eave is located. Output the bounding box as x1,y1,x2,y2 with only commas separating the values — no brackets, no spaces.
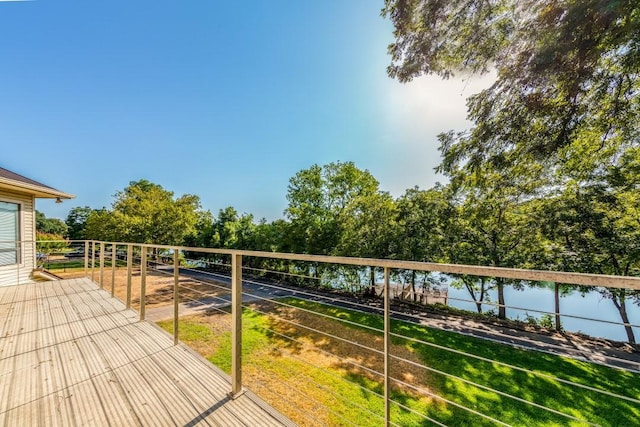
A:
0,178,75,200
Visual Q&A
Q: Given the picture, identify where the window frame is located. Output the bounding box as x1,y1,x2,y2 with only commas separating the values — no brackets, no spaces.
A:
0,198,22,267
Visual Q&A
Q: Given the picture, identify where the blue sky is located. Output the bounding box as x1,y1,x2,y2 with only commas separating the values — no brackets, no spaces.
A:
1,0,492,221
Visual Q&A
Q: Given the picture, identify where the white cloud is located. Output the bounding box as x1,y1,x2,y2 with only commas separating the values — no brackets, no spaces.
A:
384,72,496,143
370,71,496,196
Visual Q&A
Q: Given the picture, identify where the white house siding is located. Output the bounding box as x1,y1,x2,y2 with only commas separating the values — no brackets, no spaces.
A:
0,189,35,286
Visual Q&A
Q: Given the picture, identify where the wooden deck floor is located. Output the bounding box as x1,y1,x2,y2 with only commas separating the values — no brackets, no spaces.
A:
0,278,295,426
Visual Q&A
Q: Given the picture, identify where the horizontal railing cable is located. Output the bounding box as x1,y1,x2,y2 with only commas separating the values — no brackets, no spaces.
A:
386,376,515,427
263,367,363,427
193,269,640,340
144,265,233,294
240,276,385,315
387,330,640,404
231,286,384,335
239,279,640,409
176,283,230,302
444,294,640,330
388,399,448,427
178,295,232,317
149,259,640,332
268,345,387,423
388,356,604,427
237,309,388,413
242,264,323,282
235,277,640,375
172,270,640,389
196,264,397,316
244,304,385,378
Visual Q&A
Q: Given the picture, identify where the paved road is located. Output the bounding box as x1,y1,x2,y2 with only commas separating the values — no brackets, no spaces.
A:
146,266,640,373
146,268,296,321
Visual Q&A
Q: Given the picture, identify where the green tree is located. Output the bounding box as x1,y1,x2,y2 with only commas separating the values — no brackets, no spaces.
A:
84,180,201,246
35,210,68,236
542,183,640,343
285,161,380,256
393,185,454,300
84,208,117,241
443,177,548,318
207,206,257,249
35,231,69,254
383,0,639,181
383,0,640,340
253,218,286,253
338,191,397,259
189,206,258,250
336,191,398,294
184,210,215,248
65,206,93,240
395,185,453,263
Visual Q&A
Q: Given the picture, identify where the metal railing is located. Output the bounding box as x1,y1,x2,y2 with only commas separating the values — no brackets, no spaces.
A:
24,239,640,426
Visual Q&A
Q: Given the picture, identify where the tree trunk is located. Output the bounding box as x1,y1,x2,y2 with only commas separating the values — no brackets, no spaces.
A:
554,282,562,331
497,278,506,319
464,278,484,313
611,290,636,344
411,270,417,302
369,266,375,292
478,279,486,313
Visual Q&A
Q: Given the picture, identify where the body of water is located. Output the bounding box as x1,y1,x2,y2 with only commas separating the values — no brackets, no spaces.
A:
445,285,640,343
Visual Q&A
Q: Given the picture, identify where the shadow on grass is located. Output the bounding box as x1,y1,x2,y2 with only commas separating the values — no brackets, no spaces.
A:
268,298,640,427
160,297,640,427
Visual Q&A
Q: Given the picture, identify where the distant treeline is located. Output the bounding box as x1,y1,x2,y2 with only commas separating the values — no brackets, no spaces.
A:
36,158,640,344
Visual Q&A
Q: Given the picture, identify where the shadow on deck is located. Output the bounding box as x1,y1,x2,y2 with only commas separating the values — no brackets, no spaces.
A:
0,278,295,426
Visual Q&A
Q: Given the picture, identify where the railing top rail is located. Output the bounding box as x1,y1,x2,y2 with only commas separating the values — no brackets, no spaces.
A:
77,240,640,291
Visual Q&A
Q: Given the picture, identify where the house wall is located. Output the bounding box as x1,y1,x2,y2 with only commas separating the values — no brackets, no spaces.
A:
0,189,35,286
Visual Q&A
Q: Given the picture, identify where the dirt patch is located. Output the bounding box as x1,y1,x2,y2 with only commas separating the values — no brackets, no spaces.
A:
176,300,438,426
56,268,230,310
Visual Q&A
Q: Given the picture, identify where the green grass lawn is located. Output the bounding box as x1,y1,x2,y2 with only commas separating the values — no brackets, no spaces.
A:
159,298,640,426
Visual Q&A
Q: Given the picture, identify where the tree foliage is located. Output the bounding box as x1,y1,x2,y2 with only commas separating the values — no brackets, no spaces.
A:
383,0,640,337
541,182,640,343
191,206,258,250
384,0,640,184
338,191,398,259
84,180,201,246
285,161,380,255
35,210,68,237
395,185,454,263
65,206,93,240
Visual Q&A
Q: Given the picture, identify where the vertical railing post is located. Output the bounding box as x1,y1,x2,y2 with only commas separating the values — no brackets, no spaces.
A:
384,266,391,426
173,249,180,345
140,246,147,321
84,241,89,277
16,241,21,285
91,241,96,282
554,282,562,331
231,253,243,397
111,243,116,297
99,242,105,289
126,244,133,309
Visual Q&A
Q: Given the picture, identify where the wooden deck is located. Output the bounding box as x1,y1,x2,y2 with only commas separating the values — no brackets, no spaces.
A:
0,278,295,426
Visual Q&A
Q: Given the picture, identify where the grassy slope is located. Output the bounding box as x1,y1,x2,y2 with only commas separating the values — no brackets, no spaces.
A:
159,298,640,426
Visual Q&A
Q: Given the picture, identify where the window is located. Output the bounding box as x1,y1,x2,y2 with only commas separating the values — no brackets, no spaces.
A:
0,201,19,266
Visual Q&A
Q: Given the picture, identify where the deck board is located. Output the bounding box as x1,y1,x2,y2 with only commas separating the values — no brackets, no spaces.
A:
0,278,295,427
